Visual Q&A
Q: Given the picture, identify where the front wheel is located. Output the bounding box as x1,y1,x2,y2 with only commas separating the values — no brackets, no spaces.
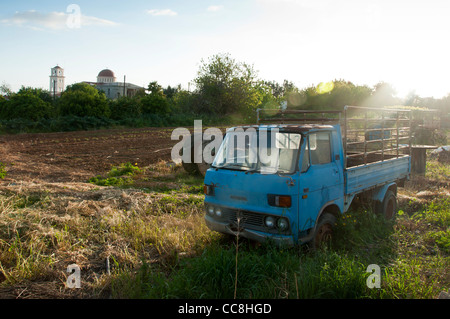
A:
311,213,336,250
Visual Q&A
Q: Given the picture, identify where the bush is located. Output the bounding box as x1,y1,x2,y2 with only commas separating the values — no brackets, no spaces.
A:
109,97,142,120
58,83,110,118
140,94,171,115
0,87,53,121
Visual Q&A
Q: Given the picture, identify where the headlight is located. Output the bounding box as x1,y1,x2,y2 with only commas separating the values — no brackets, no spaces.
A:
207,205,215,216
265,216,276,228
215,207,222,217
277,217,288,231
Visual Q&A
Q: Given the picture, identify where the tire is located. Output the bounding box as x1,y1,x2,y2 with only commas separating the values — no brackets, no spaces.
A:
180,133,203,176
181,133,218,177
311,213,336,250
180,134,199,175
381,190,397,220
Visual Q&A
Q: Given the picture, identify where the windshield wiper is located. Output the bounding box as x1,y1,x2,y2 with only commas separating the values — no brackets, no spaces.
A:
213,164,253,171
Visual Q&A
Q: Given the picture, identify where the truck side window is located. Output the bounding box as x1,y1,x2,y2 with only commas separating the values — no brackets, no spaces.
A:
310,132,331,165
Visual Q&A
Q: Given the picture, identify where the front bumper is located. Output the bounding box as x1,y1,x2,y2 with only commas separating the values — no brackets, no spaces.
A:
205,214,295,247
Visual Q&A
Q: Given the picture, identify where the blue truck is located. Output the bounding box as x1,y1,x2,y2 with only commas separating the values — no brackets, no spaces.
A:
202,106,412,248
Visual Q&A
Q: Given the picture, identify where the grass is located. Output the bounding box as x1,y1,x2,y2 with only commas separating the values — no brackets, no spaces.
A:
115,244,371,299
88,162,142,187
0,162,6,179
0,159,448,299
108,160,449,299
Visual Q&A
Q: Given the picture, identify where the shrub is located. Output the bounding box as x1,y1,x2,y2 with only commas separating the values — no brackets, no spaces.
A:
0,87,53,121
109,97,142,120
58,83,110,118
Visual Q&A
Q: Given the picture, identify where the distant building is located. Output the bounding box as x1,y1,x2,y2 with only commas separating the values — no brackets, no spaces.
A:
85,69,144,99
50,65,65,97
49,66,144,99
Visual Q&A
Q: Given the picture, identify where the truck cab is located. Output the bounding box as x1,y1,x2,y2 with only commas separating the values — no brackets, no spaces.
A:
204,123,345,247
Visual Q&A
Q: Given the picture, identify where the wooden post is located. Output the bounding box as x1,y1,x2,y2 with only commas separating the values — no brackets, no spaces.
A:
411,145,438,175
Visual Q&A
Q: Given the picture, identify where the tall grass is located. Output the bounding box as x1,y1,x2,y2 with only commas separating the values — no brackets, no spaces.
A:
1,160,448,299
110,183,449,299
112,243,371,299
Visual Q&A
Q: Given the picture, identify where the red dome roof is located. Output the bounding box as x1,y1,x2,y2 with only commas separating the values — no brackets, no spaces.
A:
98,69,115,77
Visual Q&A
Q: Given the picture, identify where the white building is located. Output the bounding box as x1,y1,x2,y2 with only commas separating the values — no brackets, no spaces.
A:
50,66,144,99
86,69,144,99
49,65,65,96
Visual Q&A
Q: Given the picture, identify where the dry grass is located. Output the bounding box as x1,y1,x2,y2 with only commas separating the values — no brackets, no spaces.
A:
0,157,448,299
0,161,215,298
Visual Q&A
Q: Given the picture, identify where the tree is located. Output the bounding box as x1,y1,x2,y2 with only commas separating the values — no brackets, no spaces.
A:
0,86,53,121
163,85,179,99
363,82,400,107
0,82,12,97
140,81,170,115
194,53,264,116
264,80,298,99
58,83,110,117
295,80,373,110
109,96,142,120
147,81,165,97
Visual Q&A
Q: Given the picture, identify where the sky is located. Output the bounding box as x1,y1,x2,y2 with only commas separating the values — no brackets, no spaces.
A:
1,0,450,99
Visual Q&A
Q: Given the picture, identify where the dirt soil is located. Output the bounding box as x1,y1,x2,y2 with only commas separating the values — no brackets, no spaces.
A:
0,127,187,299
0,127,179,183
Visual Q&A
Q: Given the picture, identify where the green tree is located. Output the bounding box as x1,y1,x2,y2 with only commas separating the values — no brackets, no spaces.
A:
163,85,179,99
296,80,373,110
363,81,400,107
0,86,53,121
109,96,142,120
58,82,110,117
194,53,264,116
140,81,170,115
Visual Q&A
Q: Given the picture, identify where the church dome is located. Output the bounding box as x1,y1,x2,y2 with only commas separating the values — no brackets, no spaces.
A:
97,69,116,83
98,69,115,77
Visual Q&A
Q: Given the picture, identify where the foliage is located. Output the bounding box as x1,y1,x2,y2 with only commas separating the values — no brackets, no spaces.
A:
0,162,6,179
58,82,110,118
296,80,373,110
109,96,142,120
140,94,170,115
0,86,53,121
1,53,449,135
193,53,267,117
107,162,142,177
139,81,171,115
88,162,141,187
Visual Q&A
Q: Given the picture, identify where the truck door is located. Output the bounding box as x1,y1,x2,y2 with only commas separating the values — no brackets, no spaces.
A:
298,131,343,236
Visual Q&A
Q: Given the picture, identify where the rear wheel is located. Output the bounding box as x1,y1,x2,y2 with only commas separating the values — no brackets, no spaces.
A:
381,190,397,220
312,213,336,250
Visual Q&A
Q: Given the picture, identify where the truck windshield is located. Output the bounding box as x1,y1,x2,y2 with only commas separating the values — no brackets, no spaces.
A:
212,128,301,174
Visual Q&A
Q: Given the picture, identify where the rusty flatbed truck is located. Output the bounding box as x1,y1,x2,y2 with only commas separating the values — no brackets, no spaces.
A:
203,106,412,248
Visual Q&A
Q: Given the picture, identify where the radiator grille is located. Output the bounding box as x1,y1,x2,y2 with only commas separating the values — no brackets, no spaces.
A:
217,208,291,235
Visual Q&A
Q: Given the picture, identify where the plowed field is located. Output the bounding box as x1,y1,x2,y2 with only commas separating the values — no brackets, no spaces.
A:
0,127,177,183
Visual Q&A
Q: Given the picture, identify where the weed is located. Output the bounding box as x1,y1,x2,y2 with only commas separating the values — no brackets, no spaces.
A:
0,162,6,179
88,162,141,187
108,162,141,178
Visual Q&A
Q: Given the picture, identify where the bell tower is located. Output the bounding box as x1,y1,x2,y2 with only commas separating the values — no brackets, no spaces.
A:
50,65,65,97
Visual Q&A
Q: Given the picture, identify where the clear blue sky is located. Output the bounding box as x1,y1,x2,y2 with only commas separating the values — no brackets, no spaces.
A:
2,0,450,99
